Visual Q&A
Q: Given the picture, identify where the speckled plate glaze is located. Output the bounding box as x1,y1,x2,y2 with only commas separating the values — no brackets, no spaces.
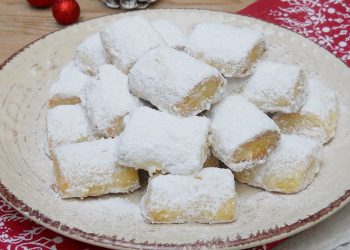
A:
0,9,349,250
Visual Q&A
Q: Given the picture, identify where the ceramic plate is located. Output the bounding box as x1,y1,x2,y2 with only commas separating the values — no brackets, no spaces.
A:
0,9,349,250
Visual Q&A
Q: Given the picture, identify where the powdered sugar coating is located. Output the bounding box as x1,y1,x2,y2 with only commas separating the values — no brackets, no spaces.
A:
151,19,188,50
301,79,338,120
74,33,108,76
208,95,280,171
235,134,323,193
48,62,90,107
82,64,143,137
117,107,210,175
100,16,165,73
129,47,226,116
243,61,308,113
53,139,140,198
140,168,236,224
186,23,265,77
47,104,91,149
273,78,338,143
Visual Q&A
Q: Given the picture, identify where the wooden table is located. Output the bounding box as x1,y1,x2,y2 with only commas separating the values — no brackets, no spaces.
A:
0,1,349,249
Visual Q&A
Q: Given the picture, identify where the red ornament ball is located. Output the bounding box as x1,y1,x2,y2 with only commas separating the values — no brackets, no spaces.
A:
27,0,53,8
52,0,80,25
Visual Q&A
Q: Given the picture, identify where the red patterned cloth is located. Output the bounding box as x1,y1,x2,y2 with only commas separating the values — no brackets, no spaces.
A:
1,0,349,249
238,0,350,66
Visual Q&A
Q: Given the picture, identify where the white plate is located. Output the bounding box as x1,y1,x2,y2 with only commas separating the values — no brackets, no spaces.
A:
0,9,349,250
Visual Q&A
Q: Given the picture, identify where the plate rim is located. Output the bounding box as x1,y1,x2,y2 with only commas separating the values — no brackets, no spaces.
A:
0,8,349,250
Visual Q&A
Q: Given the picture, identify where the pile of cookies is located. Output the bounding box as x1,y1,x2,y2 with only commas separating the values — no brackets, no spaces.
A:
47,16,338,224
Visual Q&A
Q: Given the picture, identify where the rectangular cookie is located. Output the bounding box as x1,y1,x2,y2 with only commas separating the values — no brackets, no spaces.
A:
186,23,265,77
117,106,210,175
151,19,187,50
82,64,143,138
235,134,322,193
209,95,280,172
129,47,226,116
53,138,140,198
100,16,164,73
243,61,308,113
47,104,91,150
141,168,237,224
273,78,338,143
48,62,90,108
74,33,107,76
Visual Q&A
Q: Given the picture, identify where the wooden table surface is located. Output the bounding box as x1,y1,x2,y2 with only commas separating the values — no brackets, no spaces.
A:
0,1,349,250
0,0,255,63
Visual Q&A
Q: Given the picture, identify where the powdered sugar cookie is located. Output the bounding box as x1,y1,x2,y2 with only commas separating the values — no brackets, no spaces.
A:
74,33,107,76
82,64,143,138
117,107,210,175
47,104,91,150
235,134,322,193
52,138,139,198
141,168,237,224
48,62,90,108
209,95,280,172
186,23,265,77
100,16,164,73
151,19,187,50
129,47,226,116
273,79,338,143
243,61,308,113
